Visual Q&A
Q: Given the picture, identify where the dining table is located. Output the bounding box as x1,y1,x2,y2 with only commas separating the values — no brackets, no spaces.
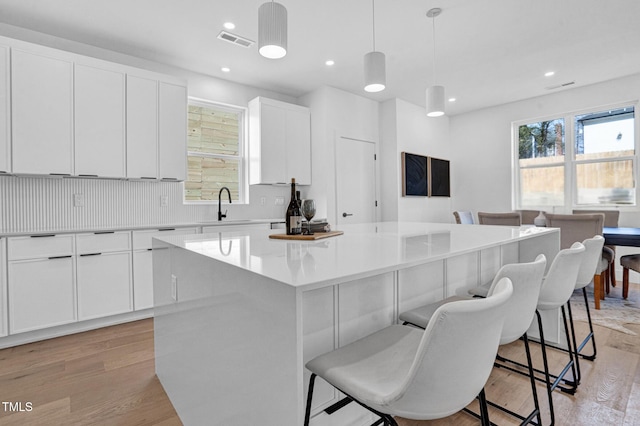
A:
603,226,640,247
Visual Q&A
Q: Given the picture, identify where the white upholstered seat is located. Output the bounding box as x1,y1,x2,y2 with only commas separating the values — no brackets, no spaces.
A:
304,278,514,425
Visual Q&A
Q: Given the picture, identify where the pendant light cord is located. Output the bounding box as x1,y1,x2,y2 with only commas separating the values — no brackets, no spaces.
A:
431,14,436,85
372,0,376,51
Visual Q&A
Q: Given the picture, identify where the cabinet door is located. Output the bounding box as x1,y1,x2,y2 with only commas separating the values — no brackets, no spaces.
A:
259,103,287,184
8,256,76,333
158,82,186,181
11,49,73,175
77,252,132,320
0,238,7,337
133,250,153,310
286,108,311,185
0,45,9,174
127,75,158,179
74,64,125,177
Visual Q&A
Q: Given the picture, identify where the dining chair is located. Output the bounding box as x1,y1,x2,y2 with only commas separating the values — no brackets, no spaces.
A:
573,209,620,291
453,210,474,224
304,278,514,426
477,211,521,226
517,210,542,225
400,255,547,426
545,213,611,309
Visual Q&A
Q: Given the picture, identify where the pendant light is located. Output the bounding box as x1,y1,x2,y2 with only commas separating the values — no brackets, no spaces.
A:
364,0,386,92
426,8,444,117
258,0,287,59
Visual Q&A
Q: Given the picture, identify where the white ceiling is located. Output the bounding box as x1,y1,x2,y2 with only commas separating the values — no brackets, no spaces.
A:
1,0,639,115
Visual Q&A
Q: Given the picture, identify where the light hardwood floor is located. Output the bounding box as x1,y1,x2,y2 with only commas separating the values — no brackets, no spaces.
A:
1,284,639,425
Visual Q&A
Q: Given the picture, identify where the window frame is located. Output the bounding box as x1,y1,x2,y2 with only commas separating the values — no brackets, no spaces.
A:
512,100,639,212
184,97,249,205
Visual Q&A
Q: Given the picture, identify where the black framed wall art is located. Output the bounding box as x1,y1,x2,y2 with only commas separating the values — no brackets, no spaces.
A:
428,156,450,197
401,152,428,196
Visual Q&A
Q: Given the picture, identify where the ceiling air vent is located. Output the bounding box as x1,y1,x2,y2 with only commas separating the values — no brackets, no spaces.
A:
217,31,254,48
545,81,575,90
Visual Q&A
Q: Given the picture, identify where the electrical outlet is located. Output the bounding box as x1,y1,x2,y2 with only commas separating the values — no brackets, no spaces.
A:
160,195,169,207
171,274,178,301
260,196,266,206
275,196,285,206
73,193,84,207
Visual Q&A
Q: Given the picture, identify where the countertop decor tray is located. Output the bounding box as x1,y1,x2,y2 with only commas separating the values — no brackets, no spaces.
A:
269,231,343,240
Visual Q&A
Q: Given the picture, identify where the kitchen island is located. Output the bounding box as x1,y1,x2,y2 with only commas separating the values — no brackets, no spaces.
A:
152,222,559,426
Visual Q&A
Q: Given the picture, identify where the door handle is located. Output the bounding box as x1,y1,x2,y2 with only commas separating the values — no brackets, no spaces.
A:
342,212,353,217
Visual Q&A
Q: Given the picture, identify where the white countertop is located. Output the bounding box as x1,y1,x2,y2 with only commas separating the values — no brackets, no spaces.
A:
154,221,558,289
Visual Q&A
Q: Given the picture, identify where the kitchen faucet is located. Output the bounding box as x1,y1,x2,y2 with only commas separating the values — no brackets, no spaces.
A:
218,187,231,221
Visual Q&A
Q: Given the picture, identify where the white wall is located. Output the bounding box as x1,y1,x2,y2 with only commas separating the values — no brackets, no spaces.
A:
0,24,304,229
379,98,452,223
450,72,640,227
299,86,379,226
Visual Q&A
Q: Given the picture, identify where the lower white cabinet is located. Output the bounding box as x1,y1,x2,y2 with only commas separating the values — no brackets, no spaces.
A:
0,238,7,337
76,231,132,320
132,227,198,310
77,252,132,320
9,256,76,334
7,234,76,334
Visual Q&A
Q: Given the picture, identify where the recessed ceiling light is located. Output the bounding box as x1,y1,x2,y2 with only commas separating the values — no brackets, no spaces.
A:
325,60,335,66
545,71,555,77
448,98,456,102
223,22,236,30
221,67,231,73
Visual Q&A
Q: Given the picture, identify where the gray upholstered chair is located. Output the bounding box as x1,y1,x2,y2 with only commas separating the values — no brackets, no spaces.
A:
573,209,619,289
518,209,542,225
304,278,514,426
400,255,547,425
545,213,611,309
453,210,474,224
477,211,521,226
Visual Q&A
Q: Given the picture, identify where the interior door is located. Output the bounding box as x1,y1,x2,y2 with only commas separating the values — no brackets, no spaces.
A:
336,137,376,225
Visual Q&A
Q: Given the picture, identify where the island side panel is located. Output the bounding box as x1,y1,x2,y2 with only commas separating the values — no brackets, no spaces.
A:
153,241,300,426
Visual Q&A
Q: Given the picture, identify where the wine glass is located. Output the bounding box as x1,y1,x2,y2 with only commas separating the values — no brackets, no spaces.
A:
301,199,316,235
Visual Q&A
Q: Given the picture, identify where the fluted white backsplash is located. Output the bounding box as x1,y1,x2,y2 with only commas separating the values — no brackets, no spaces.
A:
0,176,288,233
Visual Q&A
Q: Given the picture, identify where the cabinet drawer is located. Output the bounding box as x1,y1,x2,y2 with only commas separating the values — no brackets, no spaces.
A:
132,227,198,250
8,234,74,261
76,231,131,254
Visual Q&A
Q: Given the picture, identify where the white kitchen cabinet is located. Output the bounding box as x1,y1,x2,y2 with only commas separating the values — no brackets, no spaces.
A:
158,82,187,181
77,252,132,320
11,48,73,175
132,227,197,310
7,235,76,334
0,45,9,174
0,238,7,337
76,231,132,320
127,75,158,179
249,97,311,185
74,64,125,177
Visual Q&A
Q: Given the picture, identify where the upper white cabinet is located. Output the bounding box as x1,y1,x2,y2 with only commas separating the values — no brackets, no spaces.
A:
75,64,126,177
0,45,9,174
127,75,158,179
0,36,187,180
11,48,73,175
158,82,187,181
249,97,311,185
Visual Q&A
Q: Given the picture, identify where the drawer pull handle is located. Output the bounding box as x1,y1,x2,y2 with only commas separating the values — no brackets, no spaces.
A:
94,231,115,234
141,177,156,180
147,248,154,251
158,228,176,231
78,174,98,177
48,255,72,260
80,253,102,257
31,234,56,238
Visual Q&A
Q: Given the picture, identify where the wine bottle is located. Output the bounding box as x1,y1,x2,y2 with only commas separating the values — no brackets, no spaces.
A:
286,178,302,235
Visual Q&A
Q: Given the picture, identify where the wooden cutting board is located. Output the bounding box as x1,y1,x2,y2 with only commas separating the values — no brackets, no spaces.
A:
269,231,343,240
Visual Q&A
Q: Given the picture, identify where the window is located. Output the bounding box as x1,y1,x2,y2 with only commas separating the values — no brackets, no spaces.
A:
185,99,246,203
514,104,637,209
